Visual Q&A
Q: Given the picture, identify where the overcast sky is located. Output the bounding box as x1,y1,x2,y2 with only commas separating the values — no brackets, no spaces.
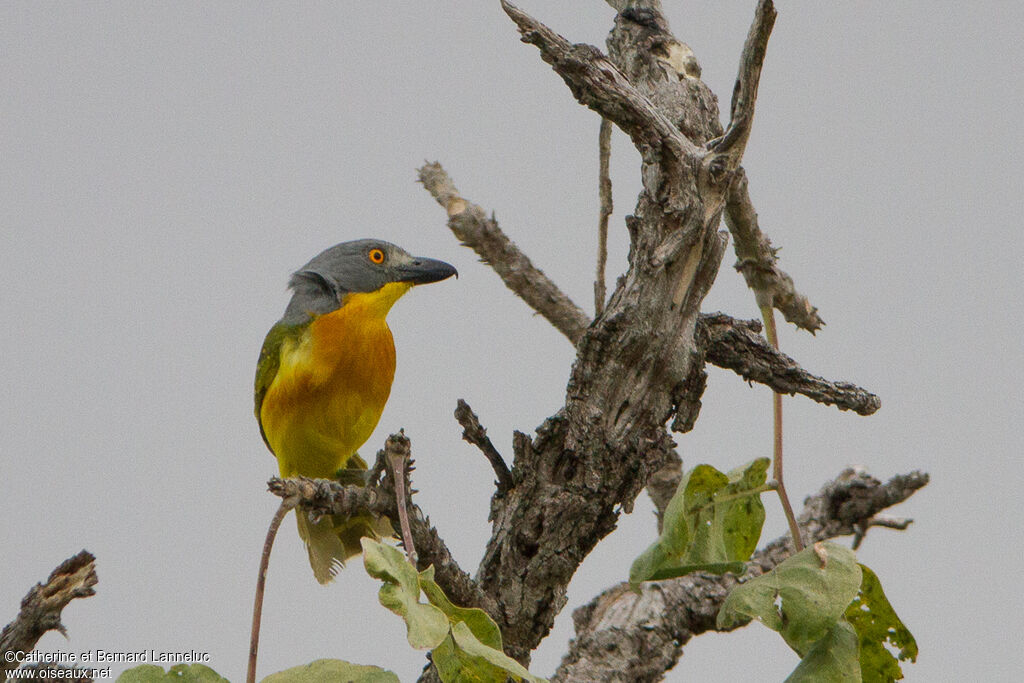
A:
2,1,1021,681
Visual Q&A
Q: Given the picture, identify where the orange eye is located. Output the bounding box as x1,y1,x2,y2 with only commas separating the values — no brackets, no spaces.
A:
368,248,385,264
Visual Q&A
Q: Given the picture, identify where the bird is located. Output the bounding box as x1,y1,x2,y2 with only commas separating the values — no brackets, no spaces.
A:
254,239,457,583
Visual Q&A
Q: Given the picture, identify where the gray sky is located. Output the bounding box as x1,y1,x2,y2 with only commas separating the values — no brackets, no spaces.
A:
2,1,1020,681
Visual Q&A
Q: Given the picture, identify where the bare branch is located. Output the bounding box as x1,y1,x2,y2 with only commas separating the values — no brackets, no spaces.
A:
708,0,777,168
268,436,496,618
725,169,825,332
1,551,98,676
454,399,513,494
500,0,698,159
418,162,589,344
418,163,855,408
555,468,928,682
699,313,880,415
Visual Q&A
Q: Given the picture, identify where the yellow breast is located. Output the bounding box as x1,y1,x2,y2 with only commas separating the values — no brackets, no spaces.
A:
260,282,412,478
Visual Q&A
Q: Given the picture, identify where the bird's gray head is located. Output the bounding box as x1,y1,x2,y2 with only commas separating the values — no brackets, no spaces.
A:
281,239,457,324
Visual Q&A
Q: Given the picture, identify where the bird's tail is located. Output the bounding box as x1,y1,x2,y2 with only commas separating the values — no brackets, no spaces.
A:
295,510,392,584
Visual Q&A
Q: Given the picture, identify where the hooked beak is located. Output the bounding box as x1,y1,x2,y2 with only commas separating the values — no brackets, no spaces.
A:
395,256,458,285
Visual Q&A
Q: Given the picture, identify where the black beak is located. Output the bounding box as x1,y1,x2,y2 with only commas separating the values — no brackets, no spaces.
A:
396,256,458,285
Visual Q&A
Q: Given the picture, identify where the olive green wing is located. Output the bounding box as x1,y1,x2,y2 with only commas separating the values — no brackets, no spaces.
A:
254,321,306,453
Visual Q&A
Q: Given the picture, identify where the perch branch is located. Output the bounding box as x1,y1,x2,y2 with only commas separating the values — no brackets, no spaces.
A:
555,468,928,682
1,551,98,677
455,399,513,493
268,434,495,618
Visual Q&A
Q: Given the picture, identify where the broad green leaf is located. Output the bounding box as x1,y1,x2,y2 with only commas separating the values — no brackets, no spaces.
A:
419,566,503,650
717,542,862,656
784,620,862,682
262,659,399,683
117,664,228,682
680,465,731,563
716,459,770,561
361,538,449,650
786,618,860,683
432,621,546,683
845,564,918,682
629,459,768,589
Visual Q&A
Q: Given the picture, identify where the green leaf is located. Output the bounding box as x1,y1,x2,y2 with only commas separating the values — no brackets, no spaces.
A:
629,459,768,589
717,541,862,656
361,538,449,650
784,620,862,682
845,564,918,682
116,664,229,682
716,459,770,561
261,659,398,683
419,566,503,650
432,621,546,683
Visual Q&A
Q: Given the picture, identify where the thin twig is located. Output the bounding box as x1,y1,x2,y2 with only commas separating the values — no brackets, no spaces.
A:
761,305,803,552
247,499,293,683
595,118,612,316
454,399,513,493
852,514,915,550
384,433,418,564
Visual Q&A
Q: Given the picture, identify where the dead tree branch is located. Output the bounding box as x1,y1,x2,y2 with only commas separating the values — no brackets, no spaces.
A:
699,313,880,415
454,399,513,494
414,0,880,671
555,469,929,682
500,0,699,159
1,551,98,677
709,0,776,167
418,162,589,344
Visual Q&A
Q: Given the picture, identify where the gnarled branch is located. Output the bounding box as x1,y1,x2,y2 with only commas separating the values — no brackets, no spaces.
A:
555,468,928,682
1,551,98,677
699,312,880,415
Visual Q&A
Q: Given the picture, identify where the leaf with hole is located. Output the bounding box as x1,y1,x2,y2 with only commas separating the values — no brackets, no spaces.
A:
629,459,768,589
844,564,918,682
